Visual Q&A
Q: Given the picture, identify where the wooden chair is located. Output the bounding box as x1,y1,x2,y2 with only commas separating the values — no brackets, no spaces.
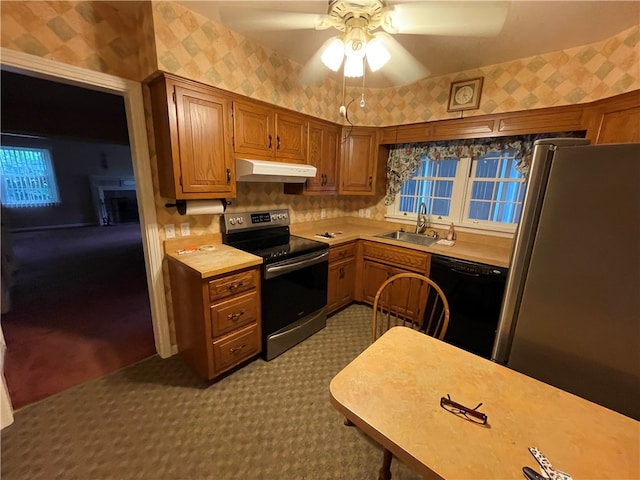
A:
372,272,450,342
372,273,450,480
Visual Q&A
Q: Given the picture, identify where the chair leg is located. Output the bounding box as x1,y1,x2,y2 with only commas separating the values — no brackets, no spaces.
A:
378,448,393,480
343,417,354,426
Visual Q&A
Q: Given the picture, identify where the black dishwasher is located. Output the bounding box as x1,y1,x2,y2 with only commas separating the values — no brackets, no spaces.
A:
429,255,508,359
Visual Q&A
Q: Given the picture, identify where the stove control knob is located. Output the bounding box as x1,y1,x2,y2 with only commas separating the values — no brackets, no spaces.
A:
238,218,244,224
229,218,236,225
278,214,284,220
271,215,276,221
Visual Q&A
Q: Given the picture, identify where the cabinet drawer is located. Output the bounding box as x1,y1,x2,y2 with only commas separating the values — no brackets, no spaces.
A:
329,242,356,262
362,242,429,272
212,322,261,373
208,269,258,302
210,290,258,337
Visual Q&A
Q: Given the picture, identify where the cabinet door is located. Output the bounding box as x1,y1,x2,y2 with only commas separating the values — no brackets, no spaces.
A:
362,260,425,319
175,86,235,197
305,120,339,193
339,127,378,195
276,112,307,163
233,101,274,159
327,258,355,313
595,106,640,144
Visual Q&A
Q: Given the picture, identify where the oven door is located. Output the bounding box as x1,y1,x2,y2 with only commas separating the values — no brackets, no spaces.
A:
263,249,328,334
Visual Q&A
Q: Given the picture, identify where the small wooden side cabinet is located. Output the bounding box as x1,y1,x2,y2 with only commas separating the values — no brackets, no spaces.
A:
167,261,262,380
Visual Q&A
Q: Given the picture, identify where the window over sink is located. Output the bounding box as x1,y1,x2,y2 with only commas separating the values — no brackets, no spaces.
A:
389,150,526,234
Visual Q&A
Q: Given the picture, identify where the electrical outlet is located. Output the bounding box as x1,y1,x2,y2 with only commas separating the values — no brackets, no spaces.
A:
365,209,371,218
164,224,176,239
180,222,190,236
358,209,365,218
321,208,327,219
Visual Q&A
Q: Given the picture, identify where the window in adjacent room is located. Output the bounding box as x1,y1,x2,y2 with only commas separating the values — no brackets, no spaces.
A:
0,146,60,208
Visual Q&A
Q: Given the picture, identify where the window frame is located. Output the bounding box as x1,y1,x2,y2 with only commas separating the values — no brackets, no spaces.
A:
0,144,61,208
385,151,526,235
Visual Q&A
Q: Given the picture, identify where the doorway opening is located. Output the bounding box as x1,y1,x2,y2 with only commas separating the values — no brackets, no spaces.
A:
0,70,156,409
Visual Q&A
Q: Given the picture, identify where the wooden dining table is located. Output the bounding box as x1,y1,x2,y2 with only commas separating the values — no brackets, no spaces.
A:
329,327,639,479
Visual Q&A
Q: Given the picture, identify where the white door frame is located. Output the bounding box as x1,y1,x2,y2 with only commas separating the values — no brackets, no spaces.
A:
1,48,173,357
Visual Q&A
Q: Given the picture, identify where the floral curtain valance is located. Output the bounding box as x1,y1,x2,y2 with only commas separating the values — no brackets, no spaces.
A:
383,132,584,206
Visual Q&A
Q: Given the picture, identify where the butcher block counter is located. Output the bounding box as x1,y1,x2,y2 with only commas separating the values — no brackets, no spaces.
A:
291,218,512,268
164,235,262,278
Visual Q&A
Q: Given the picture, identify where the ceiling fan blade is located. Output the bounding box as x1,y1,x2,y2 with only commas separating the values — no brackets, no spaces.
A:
218,6,326,31
375,33,430,86
383,1,509,37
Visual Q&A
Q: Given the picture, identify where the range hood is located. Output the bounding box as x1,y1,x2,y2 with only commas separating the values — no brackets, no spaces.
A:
235,158,316,183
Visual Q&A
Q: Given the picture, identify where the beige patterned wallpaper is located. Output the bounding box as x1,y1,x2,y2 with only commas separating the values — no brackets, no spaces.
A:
1,0,639,235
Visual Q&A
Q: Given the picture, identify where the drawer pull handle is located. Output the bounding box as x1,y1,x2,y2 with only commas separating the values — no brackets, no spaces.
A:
339,251,346,257
227,310,245,321
268,135,272,149
229,343,246,354
227,282,244,290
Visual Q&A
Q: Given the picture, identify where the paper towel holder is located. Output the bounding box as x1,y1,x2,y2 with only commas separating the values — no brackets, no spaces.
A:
165,199,230,215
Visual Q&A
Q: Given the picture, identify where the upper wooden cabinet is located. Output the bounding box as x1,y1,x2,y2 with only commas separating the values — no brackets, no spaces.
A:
284,119,340,195
339,127,379,195
378,90,640,146
146,73,235,200
584,91,640,144
233,100,307,163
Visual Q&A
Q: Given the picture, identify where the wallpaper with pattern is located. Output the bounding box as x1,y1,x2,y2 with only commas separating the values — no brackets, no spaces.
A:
1,0,639,237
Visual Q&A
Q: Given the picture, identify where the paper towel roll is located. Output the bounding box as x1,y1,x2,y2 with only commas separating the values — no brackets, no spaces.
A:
176,199,226,215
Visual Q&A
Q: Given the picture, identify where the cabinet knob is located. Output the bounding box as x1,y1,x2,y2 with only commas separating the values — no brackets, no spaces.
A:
226,168,231,184
339,267,344,279
368,176,373,187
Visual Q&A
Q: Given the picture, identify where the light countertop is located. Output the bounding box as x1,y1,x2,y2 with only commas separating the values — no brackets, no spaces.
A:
164,218,513,277
291,218,512,268
165,243,262,279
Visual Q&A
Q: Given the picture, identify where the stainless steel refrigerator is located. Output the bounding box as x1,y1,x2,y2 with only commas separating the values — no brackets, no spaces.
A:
492,138,640,420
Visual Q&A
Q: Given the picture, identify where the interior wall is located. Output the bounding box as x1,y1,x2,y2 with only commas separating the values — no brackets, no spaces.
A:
3,1,637,236
1,135,134,230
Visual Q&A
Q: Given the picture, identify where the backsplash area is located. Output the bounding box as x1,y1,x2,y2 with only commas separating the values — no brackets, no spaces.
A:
157,182,388,239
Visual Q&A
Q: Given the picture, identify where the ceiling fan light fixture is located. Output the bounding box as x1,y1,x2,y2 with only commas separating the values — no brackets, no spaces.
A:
365,35,390,72
344,26,367,59
344,55,364,78
320,37,345,71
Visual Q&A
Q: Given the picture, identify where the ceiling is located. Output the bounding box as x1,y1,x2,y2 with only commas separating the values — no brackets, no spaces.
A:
179,1,640,87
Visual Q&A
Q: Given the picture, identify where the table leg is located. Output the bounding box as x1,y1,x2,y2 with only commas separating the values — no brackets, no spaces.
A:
378,448,393,480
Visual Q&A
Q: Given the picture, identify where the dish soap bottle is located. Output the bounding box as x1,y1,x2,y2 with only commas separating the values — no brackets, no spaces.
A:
446,223,457,241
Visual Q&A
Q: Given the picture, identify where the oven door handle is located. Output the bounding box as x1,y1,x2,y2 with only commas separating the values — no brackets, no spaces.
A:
264,250,329,279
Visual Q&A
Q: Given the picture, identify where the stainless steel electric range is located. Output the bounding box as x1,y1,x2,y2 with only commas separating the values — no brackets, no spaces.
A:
221,209,329,360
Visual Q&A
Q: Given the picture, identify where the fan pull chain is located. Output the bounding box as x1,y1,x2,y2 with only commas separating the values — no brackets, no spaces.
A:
360,57,366,108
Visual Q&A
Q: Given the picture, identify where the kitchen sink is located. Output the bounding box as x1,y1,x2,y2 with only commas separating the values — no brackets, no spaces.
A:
375,230,438,247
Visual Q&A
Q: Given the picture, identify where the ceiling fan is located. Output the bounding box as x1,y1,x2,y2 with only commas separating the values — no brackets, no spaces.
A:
216,1,510,87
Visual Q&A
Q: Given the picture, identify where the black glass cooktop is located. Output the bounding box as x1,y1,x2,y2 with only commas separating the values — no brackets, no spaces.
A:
223,226,327,263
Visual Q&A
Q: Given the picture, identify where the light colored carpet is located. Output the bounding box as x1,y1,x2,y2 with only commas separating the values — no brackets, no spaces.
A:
1,304,423,480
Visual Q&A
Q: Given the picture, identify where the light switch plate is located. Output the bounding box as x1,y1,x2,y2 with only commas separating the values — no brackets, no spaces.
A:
180,222,190,236
164,224,176,238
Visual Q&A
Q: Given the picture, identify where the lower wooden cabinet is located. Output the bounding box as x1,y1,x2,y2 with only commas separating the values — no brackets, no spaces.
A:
359,241,431,316
327,242,356,314
167,261,262,380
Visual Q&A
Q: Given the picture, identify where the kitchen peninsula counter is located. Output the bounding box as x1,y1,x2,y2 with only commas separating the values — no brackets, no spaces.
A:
291,218,512,268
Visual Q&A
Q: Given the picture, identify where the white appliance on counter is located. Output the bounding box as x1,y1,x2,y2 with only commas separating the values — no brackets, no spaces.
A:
492,138,640,420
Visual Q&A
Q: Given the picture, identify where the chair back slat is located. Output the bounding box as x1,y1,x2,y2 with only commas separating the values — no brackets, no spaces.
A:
372,273,450,343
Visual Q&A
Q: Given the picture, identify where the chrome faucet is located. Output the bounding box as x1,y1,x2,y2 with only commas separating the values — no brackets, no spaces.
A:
415,202,428,234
